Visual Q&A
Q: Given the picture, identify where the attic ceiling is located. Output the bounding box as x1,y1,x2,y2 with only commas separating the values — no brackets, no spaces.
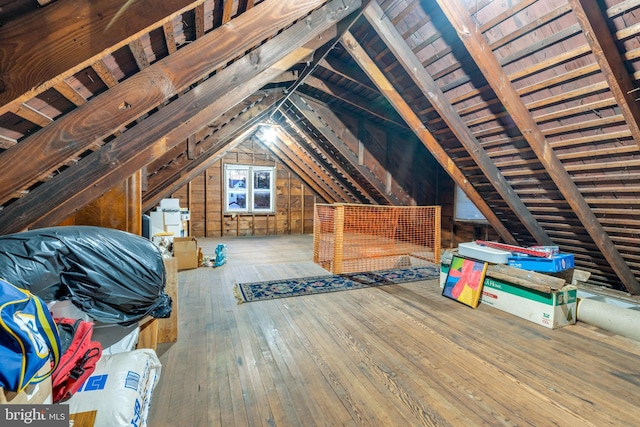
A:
1,0,640,294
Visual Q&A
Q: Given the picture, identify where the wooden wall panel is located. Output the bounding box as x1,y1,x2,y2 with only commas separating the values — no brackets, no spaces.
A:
167,139,320,237
189,174,206,237
304,193,316,234
62,172,141,235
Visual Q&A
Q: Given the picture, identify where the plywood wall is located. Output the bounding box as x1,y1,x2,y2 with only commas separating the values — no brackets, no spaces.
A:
60,172,142,235
170,139,320,238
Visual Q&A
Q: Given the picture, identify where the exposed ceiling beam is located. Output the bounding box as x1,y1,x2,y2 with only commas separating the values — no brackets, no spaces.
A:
259,135,337,203
278,104,379,204
319,56,378,93
302,75,408,129
146,124,260,212
13,104,53,128
568,0,640,150
91,59,119,88
288,93,401,204
222,0,234,24
0,0,329,206
129,38,151,70
163,20,178,54
53,80,87,107
364,1,553,245
0,0,355,234
195,3,206,38
340,30,518,246
267,128,350,203
275,110,368,203
142,92,285,211
145,93,270,175
269,0,373,121
238,0,256,14
0,0,200,112
436,0,640,295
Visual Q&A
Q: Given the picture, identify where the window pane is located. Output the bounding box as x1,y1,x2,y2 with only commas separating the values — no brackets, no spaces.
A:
228,169,247,189
228,192,247,209
454,185,486,221
253,192,271,210
254,170,271,190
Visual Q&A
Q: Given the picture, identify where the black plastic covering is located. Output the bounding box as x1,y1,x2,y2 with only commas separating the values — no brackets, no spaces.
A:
0,226,171,325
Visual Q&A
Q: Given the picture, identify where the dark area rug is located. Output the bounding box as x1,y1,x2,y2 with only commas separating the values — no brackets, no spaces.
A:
234,265,440,303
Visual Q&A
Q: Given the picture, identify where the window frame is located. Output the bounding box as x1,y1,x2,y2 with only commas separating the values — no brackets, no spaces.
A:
224,164,275,214
453,184,488,224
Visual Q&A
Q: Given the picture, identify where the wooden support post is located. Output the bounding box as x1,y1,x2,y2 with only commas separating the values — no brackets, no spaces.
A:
333,204,345,274
434,206,441,264
288,170,292,235
301,184,305,234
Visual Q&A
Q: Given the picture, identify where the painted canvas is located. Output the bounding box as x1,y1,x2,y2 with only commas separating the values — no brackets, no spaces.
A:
442,255,488,308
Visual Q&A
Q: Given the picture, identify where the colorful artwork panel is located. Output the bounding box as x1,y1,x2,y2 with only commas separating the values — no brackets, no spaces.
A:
442,256,488,308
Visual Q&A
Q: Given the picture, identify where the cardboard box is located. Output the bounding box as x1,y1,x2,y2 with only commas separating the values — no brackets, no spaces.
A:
163,210,181,225
507,253,575,273
173,236,198,270
481,277,577,329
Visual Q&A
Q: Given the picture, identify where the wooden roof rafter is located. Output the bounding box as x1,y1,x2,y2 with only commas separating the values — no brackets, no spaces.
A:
296,94,415,204
340,30,518,246
259,129,342,204
364,1,552,246
0,0,330,207
568,0,640,150
275,106,374,204
146,123,260,212
436,0,640,295
301,75,408,129
269,125,360,203
286,93,401,205
0,0,356,234
0,0,205,115
142,91,286,211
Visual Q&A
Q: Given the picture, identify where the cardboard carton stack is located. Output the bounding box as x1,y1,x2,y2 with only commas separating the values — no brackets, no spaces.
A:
442,240,579,330
149,199,199,271
149,198,186,238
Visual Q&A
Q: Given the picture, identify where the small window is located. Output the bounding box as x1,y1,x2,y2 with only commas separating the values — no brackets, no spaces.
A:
454,185,486,222
225,165,275,213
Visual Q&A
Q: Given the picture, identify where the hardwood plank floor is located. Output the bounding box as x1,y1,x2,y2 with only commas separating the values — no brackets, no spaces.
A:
148,235,640,426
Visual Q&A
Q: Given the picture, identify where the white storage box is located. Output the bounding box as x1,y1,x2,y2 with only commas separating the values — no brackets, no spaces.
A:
160,198,180,210
163,210,181,225
459,241,511,264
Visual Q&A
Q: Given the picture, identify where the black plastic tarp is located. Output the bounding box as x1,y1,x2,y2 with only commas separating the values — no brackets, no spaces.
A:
0,226,171,325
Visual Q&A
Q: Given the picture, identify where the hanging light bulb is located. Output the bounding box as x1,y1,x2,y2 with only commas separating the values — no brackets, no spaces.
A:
262,125,277,144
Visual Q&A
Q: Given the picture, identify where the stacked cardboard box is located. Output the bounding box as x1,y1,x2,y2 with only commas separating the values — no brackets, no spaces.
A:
442,242,578,329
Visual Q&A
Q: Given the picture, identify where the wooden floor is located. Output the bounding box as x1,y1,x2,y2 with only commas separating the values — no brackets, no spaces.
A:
148,235,640,427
